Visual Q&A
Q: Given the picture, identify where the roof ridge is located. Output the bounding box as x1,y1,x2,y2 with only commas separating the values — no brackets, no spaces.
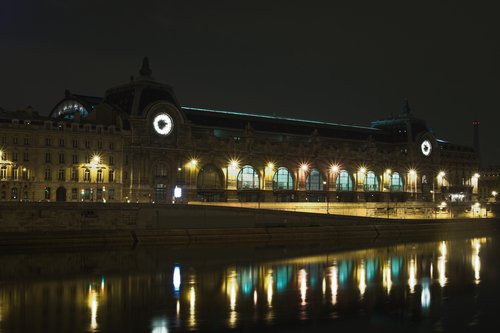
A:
181,106,379,131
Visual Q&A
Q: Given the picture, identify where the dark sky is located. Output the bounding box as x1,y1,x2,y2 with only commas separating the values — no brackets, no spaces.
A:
1,0,499,164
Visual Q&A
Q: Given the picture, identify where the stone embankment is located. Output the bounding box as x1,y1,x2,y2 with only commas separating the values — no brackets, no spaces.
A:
0,202,498,249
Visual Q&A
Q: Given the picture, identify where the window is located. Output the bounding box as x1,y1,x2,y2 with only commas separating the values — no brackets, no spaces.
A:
45,138,52,146
23,137,29,145
45,152,51,163
44,187,50,200
124,171,128,180
0,167,7,180
59,153,65,164
306,169,325,191
85,155,90,163
390,172,404,192
45,168,51,181
13,137,18,144
84,169,91,181
12,152,18,162
0,136,5,144
12,168,18,180
336,170,353,191
97,169,103,182
71,168,78,181
11,187,18,200
236,165,260,190
71,188,78,200
125,155,129,165
155,164,168,177
72,154,78,164
1,191,5,200
83,188,91,201
108,188,115,200
109,156,114,166
58,168,65,181
59,138,65,147
108,169,114,182
273,167,293,191
22,168,28,180
363,171,379,192
196,165,224,190
72,139,78,148
23,151,29,161
98,141,102,149
85,140,90,149
109,142,114,150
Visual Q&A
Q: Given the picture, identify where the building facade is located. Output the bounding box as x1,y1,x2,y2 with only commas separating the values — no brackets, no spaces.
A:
0,59,481,203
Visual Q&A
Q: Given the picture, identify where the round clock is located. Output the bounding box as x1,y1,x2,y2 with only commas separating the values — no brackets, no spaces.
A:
153,113,173,136
421,140,432,156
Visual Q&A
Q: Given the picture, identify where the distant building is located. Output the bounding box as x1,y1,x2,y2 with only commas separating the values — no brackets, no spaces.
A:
478,166,500,202
0,59,481,203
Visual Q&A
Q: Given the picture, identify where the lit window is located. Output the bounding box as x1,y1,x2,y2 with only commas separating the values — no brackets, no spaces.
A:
306,169,325,191
237,165,260,190
336,170,353,191
273,167,293,191
364,171,379,192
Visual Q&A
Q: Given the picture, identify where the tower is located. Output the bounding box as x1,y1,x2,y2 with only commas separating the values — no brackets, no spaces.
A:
473,120,481,167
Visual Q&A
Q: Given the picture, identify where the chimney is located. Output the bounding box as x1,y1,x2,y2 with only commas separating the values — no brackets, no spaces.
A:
473,120,481,167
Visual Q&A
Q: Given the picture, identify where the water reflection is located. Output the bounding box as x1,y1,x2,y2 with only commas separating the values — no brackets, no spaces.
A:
0,236,494,332
438,241,448,287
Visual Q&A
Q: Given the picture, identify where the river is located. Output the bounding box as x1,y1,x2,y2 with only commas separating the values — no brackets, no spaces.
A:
0,232,498,332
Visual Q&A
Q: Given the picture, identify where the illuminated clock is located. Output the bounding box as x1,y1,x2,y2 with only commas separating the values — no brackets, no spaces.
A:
421,140,432,156
153,113,173,136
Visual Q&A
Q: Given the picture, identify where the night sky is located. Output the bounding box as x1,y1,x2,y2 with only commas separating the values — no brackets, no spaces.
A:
1,1,499,164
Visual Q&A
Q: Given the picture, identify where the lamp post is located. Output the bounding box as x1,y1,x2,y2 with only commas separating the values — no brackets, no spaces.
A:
82,155,106,202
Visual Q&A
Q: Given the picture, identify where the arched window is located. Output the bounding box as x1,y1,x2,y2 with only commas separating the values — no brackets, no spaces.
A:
390,172,404,192
53,100,89,120
154,163,168,177
237,165,260,190
197,164,224,190
154,184,167,202
306,169,325,191
364,171,379,192
336,170,353,191
11,187,18,200
273,167,293,191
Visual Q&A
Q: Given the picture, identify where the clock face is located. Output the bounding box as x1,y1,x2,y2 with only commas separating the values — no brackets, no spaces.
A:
153,113,173,136
421,140,432,156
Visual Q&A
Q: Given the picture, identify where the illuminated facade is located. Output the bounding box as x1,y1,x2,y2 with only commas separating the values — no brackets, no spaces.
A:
0,59,480,203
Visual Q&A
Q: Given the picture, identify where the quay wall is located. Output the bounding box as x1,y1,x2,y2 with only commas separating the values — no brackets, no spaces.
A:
0,202,498,248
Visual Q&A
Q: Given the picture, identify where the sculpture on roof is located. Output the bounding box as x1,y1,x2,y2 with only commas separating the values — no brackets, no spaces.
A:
139,57,152,76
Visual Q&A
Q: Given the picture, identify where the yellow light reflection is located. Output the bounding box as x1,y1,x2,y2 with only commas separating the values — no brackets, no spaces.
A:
408,258,417,293
188,286,196,330
383,260,392,294
322,277,326,297
299,269,307,306
87,288,98,332
265,270,273,307
438,241,447,287
176,300,180,317
471,238,482,284
227,271,238,328
358,260,366,297
330,264,338,305
253,290,258,306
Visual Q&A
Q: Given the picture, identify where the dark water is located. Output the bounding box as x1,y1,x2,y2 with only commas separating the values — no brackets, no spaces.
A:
1,234,499,333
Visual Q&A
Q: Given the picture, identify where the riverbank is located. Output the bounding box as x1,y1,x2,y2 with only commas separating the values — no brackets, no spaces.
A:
0,202,498,249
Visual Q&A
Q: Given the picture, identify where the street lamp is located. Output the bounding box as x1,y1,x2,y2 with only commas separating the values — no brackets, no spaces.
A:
81,154,106,202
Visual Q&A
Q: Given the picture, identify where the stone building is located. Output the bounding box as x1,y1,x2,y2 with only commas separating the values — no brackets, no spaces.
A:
0,58,480,203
